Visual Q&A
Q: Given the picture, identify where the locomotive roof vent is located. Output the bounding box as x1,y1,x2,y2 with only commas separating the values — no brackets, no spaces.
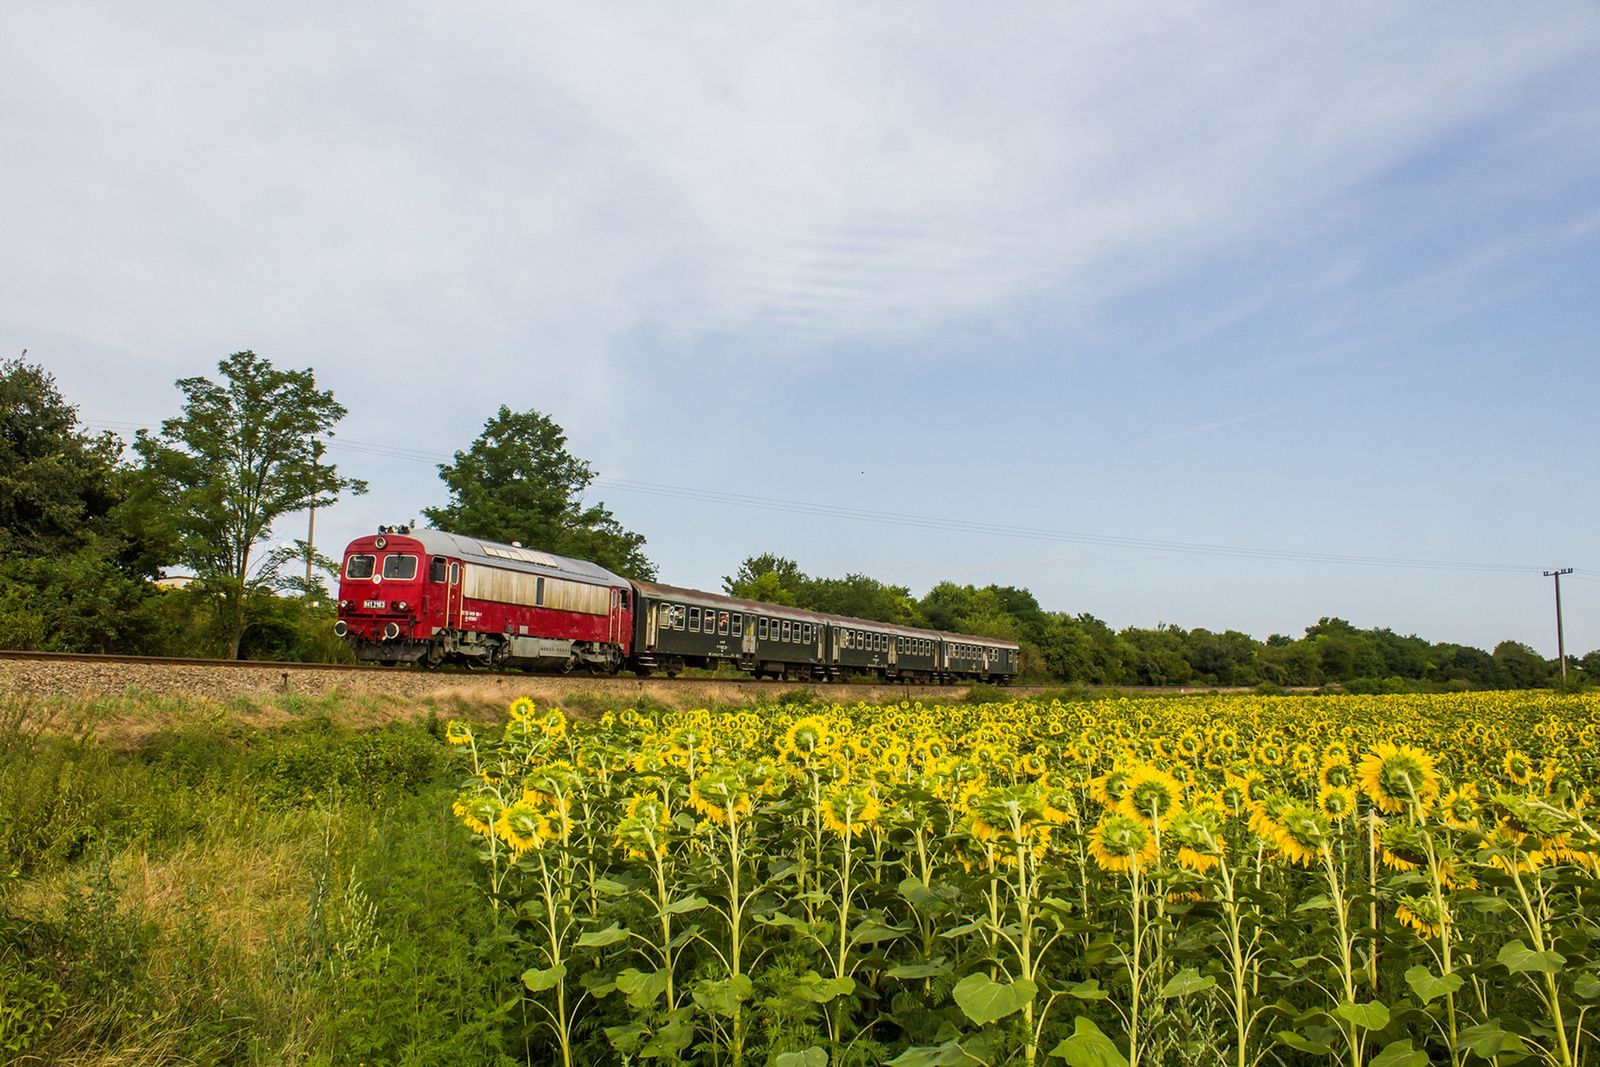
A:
511,541,522,547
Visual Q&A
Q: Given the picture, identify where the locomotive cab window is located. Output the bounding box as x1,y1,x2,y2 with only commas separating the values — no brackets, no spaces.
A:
345,554,376,579
689,607,701,631
429,557,447,583
381,555,417,580
448,562,460,585
620,590,631,610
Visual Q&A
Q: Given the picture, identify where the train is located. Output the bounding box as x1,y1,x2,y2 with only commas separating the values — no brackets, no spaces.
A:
332,526,1019,684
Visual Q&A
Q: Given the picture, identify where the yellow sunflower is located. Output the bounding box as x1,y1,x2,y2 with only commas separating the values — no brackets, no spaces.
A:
1395,895,1445,940
1087,813,1159,874
1356,743,1440,816
820,781,881,837
1117,766,1185,830
1271,803,1330,867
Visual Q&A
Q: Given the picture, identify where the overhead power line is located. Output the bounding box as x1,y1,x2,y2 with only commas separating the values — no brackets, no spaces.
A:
80,421,1564,577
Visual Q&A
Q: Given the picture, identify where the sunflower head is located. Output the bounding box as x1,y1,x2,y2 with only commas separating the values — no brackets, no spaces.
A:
1502,750,1533,787
1318,785,1358,822
509,697,537,724
1272,803,1331,867
1087,813,1159,874
820,781,881,837
1117,766,1185,830
1439,784,1480,829
688,766,753,826
1356,743,1440,816
1395,895,1446,940
1379,823,1430,871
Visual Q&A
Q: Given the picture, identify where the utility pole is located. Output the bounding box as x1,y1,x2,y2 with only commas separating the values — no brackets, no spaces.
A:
1543,568,1573,687
306,438,325,590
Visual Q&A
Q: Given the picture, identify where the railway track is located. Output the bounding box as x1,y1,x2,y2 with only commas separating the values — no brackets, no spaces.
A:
0,648,1006,690
0,649,1267,698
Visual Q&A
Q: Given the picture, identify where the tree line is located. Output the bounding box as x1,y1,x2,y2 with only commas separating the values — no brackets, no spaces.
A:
2,351,1589,686
724,557,1590,690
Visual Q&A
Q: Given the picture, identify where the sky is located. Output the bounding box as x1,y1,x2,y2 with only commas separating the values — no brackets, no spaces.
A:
4,3,1599,654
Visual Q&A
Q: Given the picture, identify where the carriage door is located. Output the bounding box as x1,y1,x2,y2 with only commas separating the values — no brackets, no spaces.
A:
646,600,660,650
447,562,461,630
888,636,898,669
610,590,620,643
741,618,756,657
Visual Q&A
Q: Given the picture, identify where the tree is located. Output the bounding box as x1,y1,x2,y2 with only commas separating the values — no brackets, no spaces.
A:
133,351,364,659
724,554,805,603
423,407,655,581
0,356,123,557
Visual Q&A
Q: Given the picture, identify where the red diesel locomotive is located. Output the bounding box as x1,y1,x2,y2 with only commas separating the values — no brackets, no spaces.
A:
333,526,634,672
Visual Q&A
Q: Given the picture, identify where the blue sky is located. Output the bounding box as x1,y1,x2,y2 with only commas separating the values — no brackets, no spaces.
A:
4,3,1598,653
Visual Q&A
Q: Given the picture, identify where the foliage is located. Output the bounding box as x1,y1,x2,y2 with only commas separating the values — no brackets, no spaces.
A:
424,406,656,581
450,689,1600,1067
0,701,522,1065
131,350,365,657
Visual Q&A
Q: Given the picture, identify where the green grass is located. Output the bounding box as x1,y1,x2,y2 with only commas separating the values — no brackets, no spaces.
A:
0,694,520,1065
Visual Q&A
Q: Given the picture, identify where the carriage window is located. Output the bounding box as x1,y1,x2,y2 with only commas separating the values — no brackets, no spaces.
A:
732,614,742,636
718,612,729,635
689,607,701,631
758,617,769,639
382,554,417,580
659,604,674,626
430,557,447,582
674,605,686,630
804,623,813,641
782,620,792,641
345,554,376,579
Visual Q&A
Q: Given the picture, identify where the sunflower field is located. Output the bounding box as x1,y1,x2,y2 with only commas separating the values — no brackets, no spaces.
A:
447,692,1600,1067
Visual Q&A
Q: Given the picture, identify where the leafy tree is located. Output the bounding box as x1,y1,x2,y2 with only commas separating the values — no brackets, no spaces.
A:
0,357,123,557
424,407,655,581
724,554,805,603
0,357,181,653
132,351,364,659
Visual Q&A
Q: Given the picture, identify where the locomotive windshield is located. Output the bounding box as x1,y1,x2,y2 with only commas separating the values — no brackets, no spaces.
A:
382,554,418,581
345,554,375,579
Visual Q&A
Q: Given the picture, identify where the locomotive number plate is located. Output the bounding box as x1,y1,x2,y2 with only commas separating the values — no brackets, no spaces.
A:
363,599,387,609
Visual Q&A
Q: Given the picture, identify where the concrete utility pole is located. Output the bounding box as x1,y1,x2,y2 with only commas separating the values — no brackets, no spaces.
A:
306,438,325,589
1544,568,1573,687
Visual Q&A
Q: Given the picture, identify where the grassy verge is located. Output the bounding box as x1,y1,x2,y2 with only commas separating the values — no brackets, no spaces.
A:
0,694,524,1066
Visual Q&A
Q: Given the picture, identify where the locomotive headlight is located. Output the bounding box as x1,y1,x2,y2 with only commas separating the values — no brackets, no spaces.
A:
339,600,349,608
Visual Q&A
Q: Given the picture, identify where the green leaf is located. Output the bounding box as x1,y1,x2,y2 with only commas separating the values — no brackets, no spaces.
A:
1160,968,1217,998
1047,1016,1129,1067
787,972,856,1004
591,877,629,896
692,974,754,1016
615,967,671,1010
577,924,630,948
761,912,814,931
521,962,566,992
887,961,953,980
852,920,909,944
1456,1020,1528,1058
604,1020,648,1055
1065,979,1110,1000
952,973,1037,1025
1334,1001,1391,1030
1404,965,1464,1005
1498,940,1566,974
665,894,709,914
1274,1031,1334,1056
776,1050,829,1067
1370,1039,1429,1067
884,1040,973,1067
1574,973,1600,999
